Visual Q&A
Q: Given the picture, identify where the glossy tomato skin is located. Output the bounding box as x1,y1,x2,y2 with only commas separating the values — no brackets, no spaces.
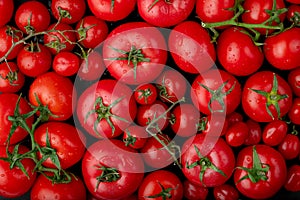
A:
288,97,300,125
134,83,158,105
242,71,293,122
52,51,80,76
103,22,167,85
183,180,208,200
284,165,300,192
77,79,136,139
0,26,23,60
34,122,86,169
287,4,300,26
138,170,183,200
51,0,86,24
181,134,235,187
225,121,249,147
31,174,86,200
234,145,287,199
0,93,33,145
263,28,300,70
169,21,216,74
138,0,196,27
122,125,148,149
244,119,262,145
217,27,264,76
288,67,300,97
0,0,14,27
15,1,50,33
191,69,241,115
0,145,37,198
0,62,25,93
213,184,239,200
29,72,76,121
278,134,300,160
262,120,287,146
201,113,229,137
82,139,144,200
88,0,136,21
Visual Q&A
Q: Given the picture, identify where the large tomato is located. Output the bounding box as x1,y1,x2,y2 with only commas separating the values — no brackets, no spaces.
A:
103,22,167,85
0,0,14,27
0,25,23,60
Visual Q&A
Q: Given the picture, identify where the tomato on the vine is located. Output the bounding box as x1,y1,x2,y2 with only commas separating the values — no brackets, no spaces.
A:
0,62,25,93
0,25,23,60
134,83,158,105
123,125,148,149
52,51,80,76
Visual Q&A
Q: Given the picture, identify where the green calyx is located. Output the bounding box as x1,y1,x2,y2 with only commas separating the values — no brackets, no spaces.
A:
145,182,178,200
95,165,120,191
123,129,137,146
148,0,172,12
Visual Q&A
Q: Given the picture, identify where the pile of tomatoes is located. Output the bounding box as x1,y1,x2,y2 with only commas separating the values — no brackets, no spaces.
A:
0,0,300,199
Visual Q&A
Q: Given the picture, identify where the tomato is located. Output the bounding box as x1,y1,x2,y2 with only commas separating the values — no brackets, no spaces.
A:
137,0,196,27
213,184,239,200
287,5,300,26
76,15,109,49
17,43,52,77
34,122,86,169
31,174,86,200
52,51,80,76
288,67,300,97
181,134,235,187
241,0,286,35
286,0,300,3
0,0,14,27
28,72,76,121
263,28,300,70
0,25,23,60
76,79,137,139
82,139,144,200
0,145,37,198
284,165,300,192
134,83,158,105
244,119,262,145
103,22,167,85
288,97,300,125
169,21,216,74
51,0,86,24
44,23,76,54
123,125,148,149
200,113,228,137
278,134,300,160
15,0,50,34
0,62,25,93
170,103,200,138
262,120,287,146
234,145,287,199
0,93,33,145
191,69,241,115
183,179,208,200
217,27,264,76
242,71,293,122
138,170,183,200
87,0,137,21
225,121,249,147
226,112,243,126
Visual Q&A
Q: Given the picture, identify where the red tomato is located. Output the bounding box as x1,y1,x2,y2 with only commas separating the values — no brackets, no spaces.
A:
17,43,52,77
15,1,50,33
52,51,80,76
284,165,300,192
286,0,300,3
31,174,86,200
287,5,300,26
262,120,287,146
217,27,264,76
138,170,183,200
51,0,86,24
226,112,243,126
137,0,196,27
234,145,287,199
0,0,14,27
103,22,167,85
28,72,76,121
123,125,148,149
181,134,235,187
201,113,229,137
134,83,158,105
0,62,25,93
0,93,33,145
0,145,37,198
213,184,239,200
288,67,300,97
0,25,23,60
169,21,216,74
225,121,249,147
278,134,300,160
82,139,144,200
183,179,208,200
76,79,137,139
244,119,262,145
191,69,241,115
288,97,300,125
263,28,300,70
242,71,293,122
87,0,137,21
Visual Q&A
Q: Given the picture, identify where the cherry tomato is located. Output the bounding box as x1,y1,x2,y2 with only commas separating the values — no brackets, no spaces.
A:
200,113,229,137
134,83,158,105
123,125,148,149
0,62,25,93
244,119,262,145
183,179,208,200
0,25,23,60
0,0,14,27
226,112,243,126
284,165,300,192
225,121,249,147
52,51,80,76
288,67,300,97
288,97,300,125
278,134,300,160
287,5,300,26
262,120,287,146
213,184,239,200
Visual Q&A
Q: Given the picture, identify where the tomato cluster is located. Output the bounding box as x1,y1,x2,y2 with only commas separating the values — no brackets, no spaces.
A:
0,0,300,199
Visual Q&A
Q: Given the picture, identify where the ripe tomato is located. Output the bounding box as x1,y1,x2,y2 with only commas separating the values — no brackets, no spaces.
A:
0,145,37,198
284,165,300,192
263,28,300,70
288,67,300,97
191,69,241,115
15,0,50,33
226,111,243,126
287,5,300,26
51,0,86,24
0,25,23,60
17,43,52,77
0,62,25,93
134,83,158,105
234,145,287,199
76,79,136,139
122,125,148,149
137,0,196,27
217,27,264,76
34,122,86,169
200,113,229,137
244,119,262,145
213,184,239,200
183,179,208,200
0,93,33,145
82,139,144,200
31,174,86,200
87,0,137,21
169,21,216,74
286,0,300,3
225,121,249,147
52,51,80,76
0,0,14,27
288,97,300,125
28,72,76,121
262,120,287,146
138,170,183,200
103,22,167,85
181,134,235,187
242,71,293,122
278,134,300,160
